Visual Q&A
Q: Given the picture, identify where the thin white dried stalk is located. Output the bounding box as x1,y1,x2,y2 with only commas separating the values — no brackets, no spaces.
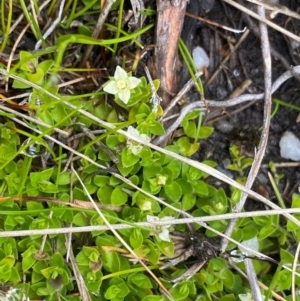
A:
1,208,300,237
245,258,263,301
222,3,273,252
68,242,91,301
224,5,272,301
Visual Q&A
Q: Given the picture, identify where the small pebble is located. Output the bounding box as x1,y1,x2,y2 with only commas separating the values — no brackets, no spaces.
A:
279,131,300,161
192,46,209,70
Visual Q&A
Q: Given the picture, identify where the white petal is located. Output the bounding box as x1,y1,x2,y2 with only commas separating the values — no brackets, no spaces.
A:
118,90,130,104
160,216,174,228
159,228,170,242
139,133,151,143
127,77,141,89
103,81,118,94
127,126,140,137
147,215,159,222
114,66,127,81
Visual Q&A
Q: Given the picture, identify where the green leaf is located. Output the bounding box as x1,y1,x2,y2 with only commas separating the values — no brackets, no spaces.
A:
37,109,54,128
106,134,121,149
163,181,182,202
12,72,31,89
258,225,277,240
276,269,291,291
130,228,143,249
121,147,139,168
154,237,174,257
38,60,54,73
193,180,208,196
110,186,127,206
27,68,44,85
97,185,113,204
22,254,36,271
176,178,193,194
52,103,72,126
166,159,181,180
128,273,152,289
170,282,190,300
212,189,227,214
198,126,214,139
141,296,162,301
30,168,53,187
100,250,120,273
219,268,235,289
149,120,165,135
143,164,162,179
105,284,120,299
182,193,196,211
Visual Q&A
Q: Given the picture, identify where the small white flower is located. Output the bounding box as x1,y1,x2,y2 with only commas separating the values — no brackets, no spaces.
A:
147,215,174,242
103,66,141,104
126,126,151,155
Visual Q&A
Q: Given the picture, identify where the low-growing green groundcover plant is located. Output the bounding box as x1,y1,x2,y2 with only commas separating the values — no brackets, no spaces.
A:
0,6,299,298
1,59,299,300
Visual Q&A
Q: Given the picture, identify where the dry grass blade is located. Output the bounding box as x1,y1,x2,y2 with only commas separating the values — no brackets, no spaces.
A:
223,0,300,43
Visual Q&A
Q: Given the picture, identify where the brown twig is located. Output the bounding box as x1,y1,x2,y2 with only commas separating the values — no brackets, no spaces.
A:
153,0,188,108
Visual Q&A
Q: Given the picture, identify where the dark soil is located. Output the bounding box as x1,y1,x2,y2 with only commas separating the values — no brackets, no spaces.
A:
179,0,300,203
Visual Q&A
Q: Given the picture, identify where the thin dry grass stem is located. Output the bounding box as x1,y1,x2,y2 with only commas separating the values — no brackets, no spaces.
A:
79,0,115,68
206,29,250,86
37,211,53,256
222,4,273,251
1,208,300,237
185,12,246,33
160,70,203,120
6,22,31,92
35,0,66,50
66,161,75,263
68,243,92,301
245,0,300,20
229,259,288,301
262,162,300,168
0,104,69,136
292,242,300,301
223,0,300,43
72,168,173,300
223,6,272,300
245,258,263,301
